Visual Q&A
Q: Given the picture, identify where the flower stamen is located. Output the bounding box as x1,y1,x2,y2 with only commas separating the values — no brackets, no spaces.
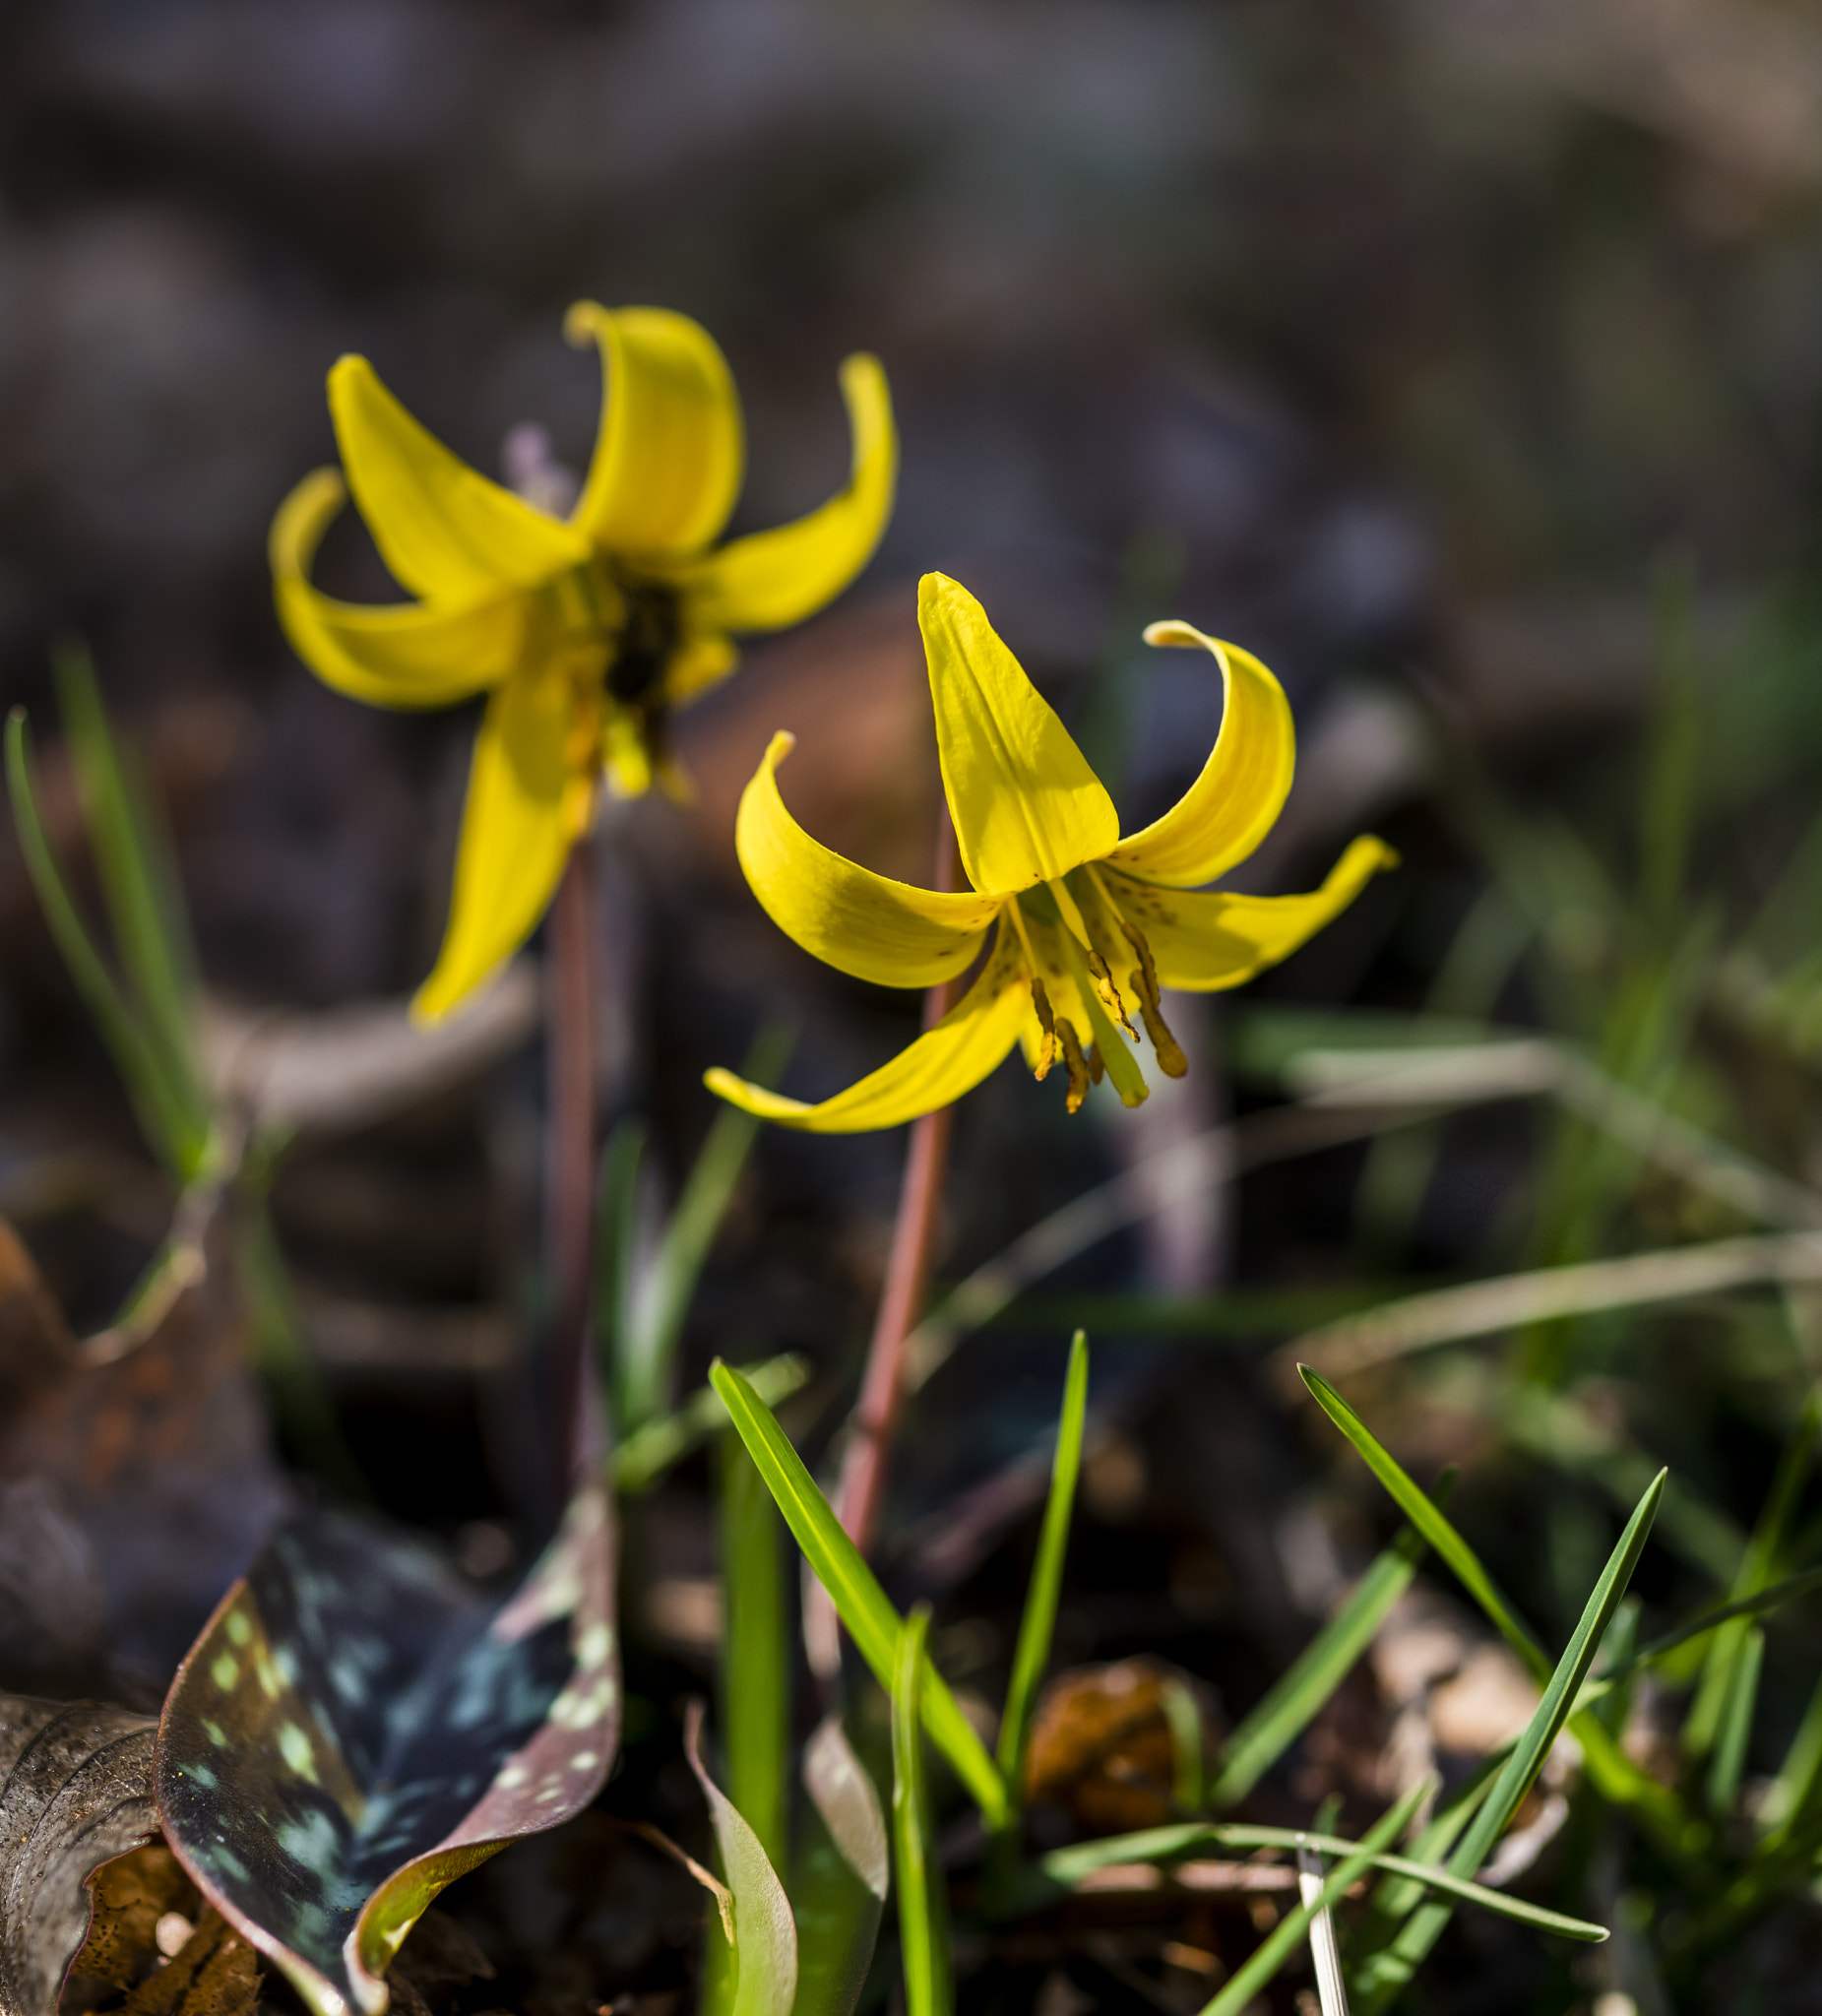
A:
1054,1016,1094,1114
1029,975,1060,1081
1120,918,1187,1079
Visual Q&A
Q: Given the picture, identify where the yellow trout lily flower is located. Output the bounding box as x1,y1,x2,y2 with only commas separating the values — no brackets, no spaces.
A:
270,304,896,1022
707,574,1396,1131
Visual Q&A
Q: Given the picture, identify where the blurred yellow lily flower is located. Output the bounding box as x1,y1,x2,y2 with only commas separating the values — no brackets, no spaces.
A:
707,574,1395,1132
271,304,896,1022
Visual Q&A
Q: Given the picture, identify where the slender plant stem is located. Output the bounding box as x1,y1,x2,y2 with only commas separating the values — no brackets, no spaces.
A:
547,832,597,1479
833,803,959,1557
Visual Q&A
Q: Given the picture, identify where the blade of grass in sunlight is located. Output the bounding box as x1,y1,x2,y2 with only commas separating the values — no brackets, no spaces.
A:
1037,1815,1605,1941
6,708,206,1175
617,1354,811,1495
53,638,209,1154
710,1360,1008,1826
720,1429,790,1875
619,1026,793,1431
1353,1468,1663,2008
1708,1625,1765,1816
1206,1481,1447,1810
1299,1367,1550,1682
1199,1780,1431,2016
892,1607,952,2016
995,1330,1088,1804
1684,1388,1818,1767
1759,1663,1822,1839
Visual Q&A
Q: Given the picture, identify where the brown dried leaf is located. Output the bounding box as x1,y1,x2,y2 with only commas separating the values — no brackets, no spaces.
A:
118,1911,258,2016
0,1692,158,2016
1024,1660,1210,1835
64,1843,198,1995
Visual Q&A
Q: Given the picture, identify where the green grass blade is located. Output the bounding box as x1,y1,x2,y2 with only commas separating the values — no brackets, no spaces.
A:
53,640,209,1160
617,1354,811,1496
1356,1468,1665,2007
995,1331,1088,1801
1349,1761,1498,1961
6,707,201,1173
1685,1389,1818,1761
235,1192,367,1497
1300,1366,1550,1684
1760,1664,1822,1839
710,1361,1008,1825
1199,1781,1430,2016
721,1429,790,1874
595,1116,646,1418
892,1608,952,2016
1037,1816,1604,1942
1707,1625,1764,1816
1160,1677,1206,1812
623,1026,791,1429
1208,1484,1447,1810
1603,1565,1822,1680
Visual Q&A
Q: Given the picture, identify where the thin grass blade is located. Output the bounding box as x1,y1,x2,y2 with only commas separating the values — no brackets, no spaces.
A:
623,1026,792,1428
1300,1366,1550,1683
892,1608,952,2016
53,640,209,1158
721,1429,790,1872
995,1331,1088,1800
710,1361,1008,1825
1037,1815,1604,1942
6,709,199,1173
1355,1468,1664,2008
1208,1481,1448,1810
1199,1780,1430,2016
617,1354,811,1495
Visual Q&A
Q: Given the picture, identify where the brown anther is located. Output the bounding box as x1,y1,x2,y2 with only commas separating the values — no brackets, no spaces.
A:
1029,976,1059,1081
1054,1017,1093,1114
1085,1043,1106,1085
1121,920,1188,1079
1087,950,1138,1040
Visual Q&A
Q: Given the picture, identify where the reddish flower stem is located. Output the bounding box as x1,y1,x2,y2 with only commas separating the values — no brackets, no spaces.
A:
832,802,960,1558
546,835,597,1478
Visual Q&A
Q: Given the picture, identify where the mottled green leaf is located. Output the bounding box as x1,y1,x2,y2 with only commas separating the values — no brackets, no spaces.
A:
157,1486,615,2016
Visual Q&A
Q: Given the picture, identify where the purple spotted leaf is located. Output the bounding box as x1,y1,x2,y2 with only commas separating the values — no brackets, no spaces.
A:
156,1483,616,2016
0,1691,159,2016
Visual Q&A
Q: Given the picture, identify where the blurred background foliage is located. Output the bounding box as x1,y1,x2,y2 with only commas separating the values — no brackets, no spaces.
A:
14,2,1822,2011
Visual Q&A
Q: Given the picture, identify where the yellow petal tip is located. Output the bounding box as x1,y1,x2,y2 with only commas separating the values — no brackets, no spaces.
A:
563,298,606,347
1143,619,1207,650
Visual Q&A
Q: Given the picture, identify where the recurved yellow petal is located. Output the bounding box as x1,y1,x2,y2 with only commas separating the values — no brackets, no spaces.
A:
329,356,590,601
738,732,998,986
1105,623,1295,889
1106,836,1396,991
412,669,590,1022
918,575,1118,898
271,471,521,708
704,918,1028,1131
684,354,896,633
566,304,744,559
